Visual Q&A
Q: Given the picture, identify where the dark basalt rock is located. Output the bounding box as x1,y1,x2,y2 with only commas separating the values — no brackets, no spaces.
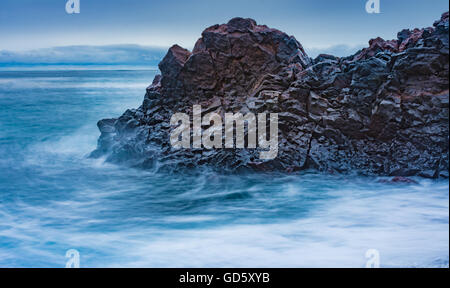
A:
92,13,449,178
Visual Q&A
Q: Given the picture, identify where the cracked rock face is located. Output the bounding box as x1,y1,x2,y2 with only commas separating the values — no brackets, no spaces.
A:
92,13,449,178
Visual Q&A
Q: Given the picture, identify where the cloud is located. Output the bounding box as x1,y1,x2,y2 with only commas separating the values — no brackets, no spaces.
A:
0,43,368,68
305,44,366,59
0,45,167,67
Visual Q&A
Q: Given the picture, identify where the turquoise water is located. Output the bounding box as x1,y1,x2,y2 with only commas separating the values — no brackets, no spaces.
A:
0,70,448,268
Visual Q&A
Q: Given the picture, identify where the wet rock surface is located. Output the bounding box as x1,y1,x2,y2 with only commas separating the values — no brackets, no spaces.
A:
92,13,449,178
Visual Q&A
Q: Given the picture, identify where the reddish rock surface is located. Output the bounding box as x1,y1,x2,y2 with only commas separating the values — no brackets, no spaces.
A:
93,13,449,178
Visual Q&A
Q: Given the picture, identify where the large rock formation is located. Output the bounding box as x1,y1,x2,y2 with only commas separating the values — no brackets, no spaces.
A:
92,13,449,178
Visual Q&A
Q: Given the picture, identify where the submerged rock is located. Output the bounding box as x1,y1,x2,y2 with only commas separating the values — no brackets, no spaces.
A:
92,13,449,178
378,177,419,185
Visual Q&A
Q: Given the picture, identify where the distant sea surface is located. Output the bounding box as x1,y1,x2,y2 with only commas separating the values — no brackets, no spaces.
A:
0,69,448,268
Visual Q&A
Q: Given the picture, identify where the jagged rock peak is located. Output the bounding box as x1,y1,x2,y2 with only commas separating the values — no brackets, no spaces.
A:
157,17,311,93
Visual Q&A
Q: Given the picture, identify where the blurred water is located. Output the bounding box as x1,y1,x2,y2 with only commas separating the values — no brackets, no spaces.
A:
0,70,448,268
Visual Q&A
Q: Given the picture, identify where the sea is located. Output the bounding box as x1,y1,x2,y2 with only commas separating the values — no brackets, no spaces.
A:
0,68,448,267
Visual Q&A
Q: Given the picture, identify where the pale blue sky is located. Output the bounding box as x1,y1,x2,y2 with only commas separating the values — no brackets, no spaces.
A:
0,0,448,53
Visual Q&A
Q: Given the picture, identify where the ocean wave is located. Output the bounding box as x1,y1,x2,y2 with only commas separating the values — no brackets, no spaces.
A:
0,78,152,90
